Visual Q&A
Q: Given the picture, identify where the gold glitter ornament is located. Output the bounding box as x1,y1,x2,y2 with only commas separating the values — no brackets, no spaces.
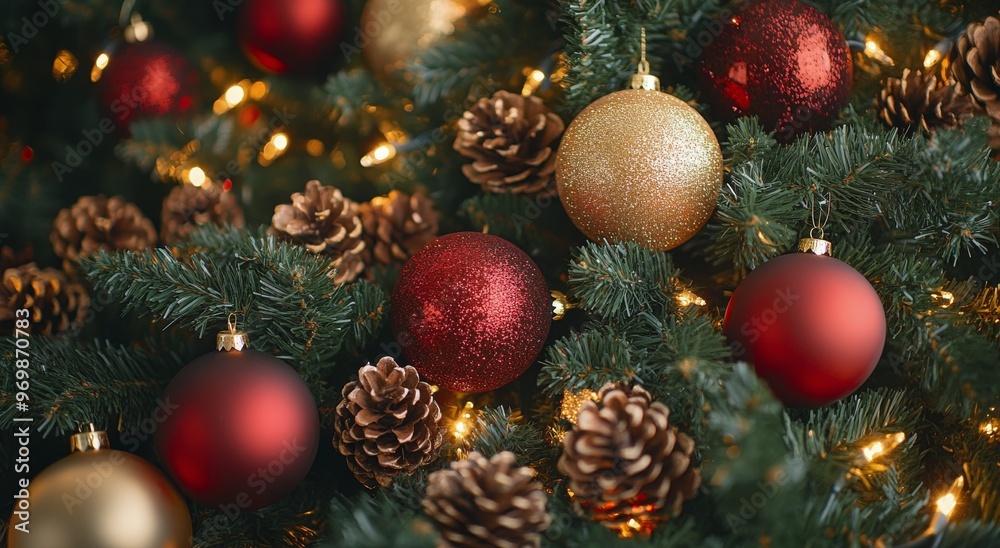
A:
361,0,488,81
556,30,723,251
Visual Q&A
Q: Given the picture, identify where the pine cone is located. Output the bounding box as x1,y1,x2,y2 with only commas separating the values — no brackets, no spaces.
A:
50,195,157,270
0,263,89,335
160,184,245,243
558,383,700,531
359,191,440,272
454,90,564,197
950,13,1000,119
875,69,978,135
334,357,444,489
269,181,366,284
424,451,552,548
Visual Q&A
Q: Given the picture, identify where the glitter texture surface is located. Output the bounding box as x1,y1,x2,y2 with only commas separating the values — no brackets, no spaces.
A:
698,0,853,142
391,232,551,393
556,89,724,251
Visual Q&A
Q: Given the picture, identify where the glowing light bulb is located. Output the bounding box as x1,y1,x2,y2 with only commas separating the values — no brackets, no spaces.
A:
224,85,246,107
860,432,906,463
271,133,288,151
188,167,207,187
360,143,396,167
864,38,894,65
91,52,110,82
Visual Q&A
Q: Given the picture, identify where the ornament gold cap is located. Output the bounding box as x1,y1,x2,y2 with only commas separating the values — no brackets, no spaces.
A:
552,290,575,321
797,237,832,257
218,313,249,351
628,28,661,91
70,423,110,453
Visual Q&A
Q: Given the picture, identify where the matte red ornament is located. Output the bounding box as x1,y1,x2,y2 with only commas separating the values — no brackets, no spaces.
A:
154,334,319,510
238,0,346,74
723,243,886,407
98,42,198,131
698,0,852,142
391,232,551,393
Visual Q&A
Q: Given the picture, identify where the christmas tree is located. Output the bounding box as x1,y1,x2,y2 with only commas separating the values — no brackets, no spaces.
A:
2,0,1000,546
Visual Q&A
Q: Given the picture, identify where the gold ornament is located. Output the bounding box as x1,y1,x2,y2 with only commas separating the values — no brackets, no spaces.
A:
556,30,723,251
8,425,191,548
360,0,488,79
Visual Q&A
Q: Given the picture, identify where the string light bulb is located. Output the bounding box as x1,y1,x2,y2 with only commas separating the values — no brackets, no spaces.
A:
929,475,964,534
52,50,79,81
675,290,707,307
521,69,546,96
864,37,895,65
859,432,906,464
91,52,110,82
187,167,207,187
451,401,476,440
923,38,951,69
360,143,397,167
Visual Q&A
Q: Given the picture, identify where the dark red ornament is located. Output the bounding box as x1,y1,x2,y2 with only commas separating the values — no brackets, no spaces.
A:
723,241,886,407
154,331,319,510
238,0,346,74
99,42,198,131
391,232,551,393
698,0,852,142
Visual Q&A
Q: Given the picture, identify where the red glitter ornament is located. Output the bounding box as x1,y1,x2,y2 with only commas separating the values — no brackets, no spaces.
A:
391,232,551,393
698,0,852,142
723,240,886,407
155,327,319,510
98,42,198,131
238,0,346,74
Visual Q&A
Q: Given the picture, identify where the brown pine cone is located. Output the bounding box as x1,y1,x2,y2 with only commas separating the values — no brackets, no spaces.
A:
50,195,157,270
875,69,978,135
334,357,444,489
454,90,564,198
424,451,551,548
558,383,700,531
950,13,1000,119
160,184,246,244
0,263,89,335
269,180,366,285
359,191,440,271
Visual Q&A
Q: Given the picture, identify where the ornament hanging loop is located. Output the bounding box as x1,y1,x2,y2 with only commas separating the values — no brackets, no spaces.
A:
629,28,661,91
800,194,833,256
218,312,249,351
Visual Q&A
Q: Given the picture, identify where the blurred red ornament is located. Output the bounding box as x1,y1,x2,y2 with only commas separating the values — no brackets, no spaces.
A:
98,42,198,131
20,146,33,162
723,240,886,407
391,232,551,393
239,104,261,127
154,328,319,510
698,0,852,142
238,0,346,74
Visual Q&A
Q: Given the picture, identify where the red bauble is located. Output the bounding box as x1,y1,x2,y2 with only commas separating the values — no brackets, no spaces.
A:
154,348,319,510
698,0,852,142
391,232,551,393
723,248,886,407
238,0,346,74
99,42,197,131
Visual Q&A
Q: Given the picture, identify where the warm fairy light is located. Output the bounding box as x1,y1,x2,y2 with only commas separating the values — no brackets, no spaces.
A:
860,432,906,463
52,50,78,81
451,402,476,440
864,38,894,65
271,133,289,151
676,290,706,307
936,476,964,518
124,14,151,43
187,167,207,187
521,69,546,96
923,49,943,68
90,52,110,82
560,389,598,423
306,139,325,157
983,420,998,438
225,85,246,107
615,518,653,538
249,81,268,100
934,290,955,308
361,143,397,167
